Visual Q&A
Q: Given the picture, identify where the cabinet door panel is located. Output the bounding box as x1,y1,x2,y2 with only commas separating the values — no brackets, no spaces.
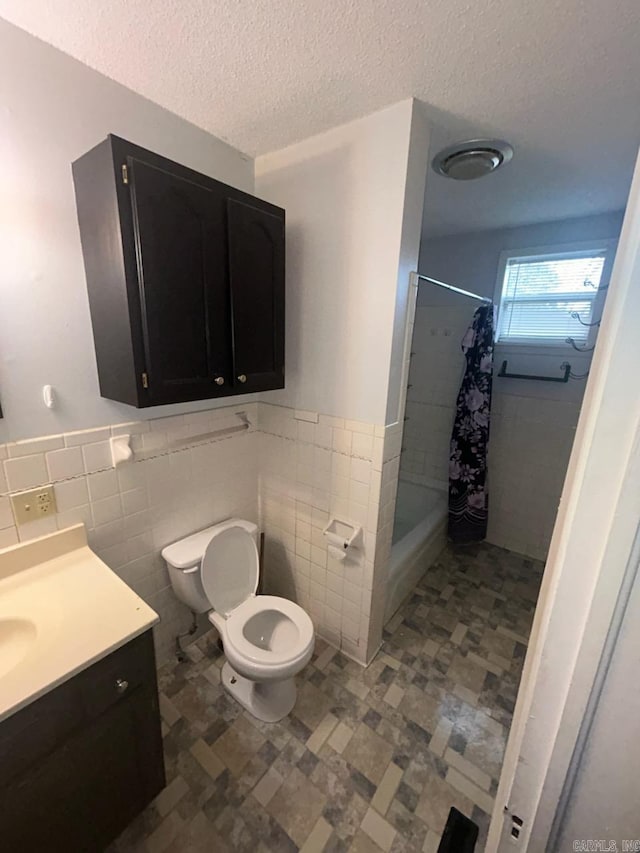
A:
129,159,231,403
227,198,285,391
0,685,163,853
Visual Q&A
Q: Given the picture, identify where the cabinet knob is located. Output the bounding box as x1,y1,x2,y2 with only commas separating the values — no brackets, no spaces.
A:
214,376,225,386
237,374,247,383
115,678,129,695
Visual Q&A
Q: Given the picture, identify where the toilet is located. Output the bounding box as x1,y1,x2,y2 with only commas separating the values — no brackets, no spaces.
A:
162,518,314,722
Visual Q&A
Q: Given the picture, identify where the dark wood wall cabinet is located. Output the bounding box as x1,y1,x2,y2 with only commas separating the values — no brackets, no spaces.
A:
73,135,285,407
0,630,165,853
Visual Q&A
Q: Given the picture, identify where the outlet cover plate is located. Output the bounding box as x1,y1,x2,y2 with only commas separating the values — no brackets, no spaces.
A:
10,486,57,526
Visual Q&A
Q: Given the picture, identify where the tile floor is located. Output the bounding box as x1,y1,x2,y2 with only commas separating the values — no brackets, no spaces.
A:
109,543,544,853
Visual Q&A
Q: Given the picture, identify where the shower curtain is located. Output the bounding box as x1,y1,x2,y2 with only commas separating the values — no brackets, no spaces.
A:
448,303,494,544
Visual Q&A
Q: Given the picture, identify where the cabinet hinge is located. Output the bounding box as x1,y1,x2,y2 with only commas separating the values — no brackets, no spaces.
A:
141,372,148,389
121,164,129,185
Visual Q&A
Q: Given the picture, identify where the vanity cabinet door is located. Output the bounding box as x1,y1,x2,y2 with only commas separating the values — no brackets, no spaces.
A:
0,630,165,853
128,157,233,404
1,684,158,853
227,197,285,393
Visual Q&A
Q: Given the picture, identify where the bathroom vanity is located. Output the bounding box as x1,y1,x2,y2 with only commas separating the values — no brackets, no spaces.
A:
0,525,164,852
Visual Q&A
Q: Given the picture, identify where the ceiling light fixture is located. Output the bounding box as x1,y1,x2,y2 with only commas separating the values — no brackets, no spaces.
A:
432,139,514,180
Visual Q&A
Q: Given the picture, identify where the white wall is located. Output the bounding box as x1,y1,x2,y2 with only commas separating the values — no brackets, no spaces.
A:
255,100,428,427
0,19,254,443
401,212,623,559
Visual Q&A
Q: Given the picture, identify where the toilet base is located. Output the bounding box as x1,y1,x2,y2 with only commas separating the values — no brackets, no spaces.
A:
221,661,297,723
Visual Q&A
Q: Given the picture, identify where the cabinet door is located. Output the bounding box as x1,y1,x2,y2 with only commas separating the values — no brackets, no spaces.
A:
129,158,232,404
227,197,285,392
0,684,163,853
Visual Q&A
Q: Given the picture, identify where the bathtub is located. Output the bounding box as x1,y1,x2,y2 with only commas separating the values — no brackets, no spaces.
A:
385,480,448,622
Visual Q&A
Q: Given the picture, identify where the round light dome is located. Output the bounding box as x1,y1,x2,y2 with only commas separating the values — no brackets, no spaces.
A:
432,139,513,181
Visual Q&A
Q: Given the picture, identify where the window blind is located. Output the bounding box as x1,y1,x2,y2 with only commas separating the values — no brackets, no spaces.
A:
496,251,606,344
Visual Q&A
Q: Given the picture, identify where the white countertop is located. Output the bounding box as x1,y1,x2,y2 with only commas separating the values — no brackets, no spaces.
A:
0,524,159,723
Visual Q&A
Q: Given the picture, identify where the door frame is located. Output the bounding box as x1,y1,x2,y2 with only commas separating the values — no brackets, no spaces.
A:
487,148,640,851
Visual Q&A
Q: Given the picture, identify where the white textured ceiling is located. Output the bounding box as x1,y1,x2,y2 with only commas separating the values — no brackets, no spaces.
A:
2,0,640,235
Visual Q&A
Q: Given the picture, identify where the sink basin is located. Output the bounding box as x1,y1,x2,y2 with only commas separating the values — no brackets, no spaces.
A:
0,619,37,680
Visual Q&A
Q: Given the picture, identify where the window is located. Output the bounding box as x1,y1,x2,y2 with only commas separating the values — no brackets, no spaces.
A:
495,243,612,345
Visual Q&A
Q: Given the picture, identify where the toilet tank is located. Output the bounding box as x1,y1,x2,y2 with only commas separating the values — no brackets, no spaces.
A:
162,518,258,613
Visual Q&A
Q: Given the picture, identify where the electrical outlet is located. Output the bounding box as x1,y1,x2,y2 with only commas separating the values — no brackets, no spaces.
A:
10,486,57,526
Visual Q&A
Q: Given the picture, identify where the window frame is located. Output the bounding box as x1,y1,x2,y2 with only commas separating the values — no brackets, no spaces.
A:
493,239,617,349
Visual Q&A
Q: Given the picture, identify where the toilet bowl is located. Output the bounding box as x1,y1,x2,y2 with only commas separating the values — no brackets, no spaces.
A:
162,518,314,722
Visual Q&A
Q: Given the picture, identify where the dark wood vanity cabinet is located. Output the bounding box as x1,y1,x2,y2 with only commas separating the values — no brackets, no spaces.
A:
73,135,285,407
0,630,165,853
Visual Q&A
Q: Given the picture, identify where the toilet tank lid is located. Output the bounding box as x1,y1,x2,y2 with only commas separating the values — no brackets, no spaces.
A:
161,518,258,570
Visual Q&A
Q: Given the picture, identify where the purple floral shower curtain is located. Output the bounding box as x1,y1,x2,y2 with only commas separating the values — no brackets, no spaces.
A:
448,304,495,544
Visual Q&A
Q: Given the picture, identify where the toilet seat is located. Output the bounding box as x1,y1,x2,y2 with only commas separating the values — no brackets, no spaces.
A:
201,525,259,615
224,595,314,667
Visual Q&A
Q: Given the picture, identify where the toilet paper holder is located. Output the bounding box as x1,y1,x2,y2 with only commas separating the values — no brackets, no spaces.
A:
322,517,362,555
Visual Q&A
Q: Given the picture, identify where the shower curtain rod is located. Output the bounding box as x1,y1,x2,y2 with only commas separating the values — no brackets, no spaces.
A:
410,271,493,304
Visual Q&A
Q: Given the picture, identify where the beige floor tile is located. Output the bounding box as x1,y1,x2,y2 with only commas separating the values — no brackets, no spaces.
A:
202,663,221,685
349,829,385,853
496,625,529,645
361,807,396,852
146,811,184,853
267,767,327,846
446,767,494,814
488,650,513,671
467,651,503,677
382,683,404,709
414,772,473,837
345,678,370,700
371,762,403,816
452,683,479,707
153,775,189,817
450,624,468,645
379,653,401,671
327,720,355,754
444,748,492,791
422,639,439,658
307,712,339,754
428,718,453,758
422,829,441,853
211,715,266,776
252,767,284,808
158,693,181,727
299,816,333,853
189,738,225,781
314,645,338,671
343,722,395,785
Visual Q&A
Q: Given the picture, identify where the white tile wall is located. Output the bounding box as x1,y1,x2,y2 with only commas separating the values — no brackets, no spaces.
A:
257,403,387,663
0,404,260,663
0,400,396,666
399,305,585,560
